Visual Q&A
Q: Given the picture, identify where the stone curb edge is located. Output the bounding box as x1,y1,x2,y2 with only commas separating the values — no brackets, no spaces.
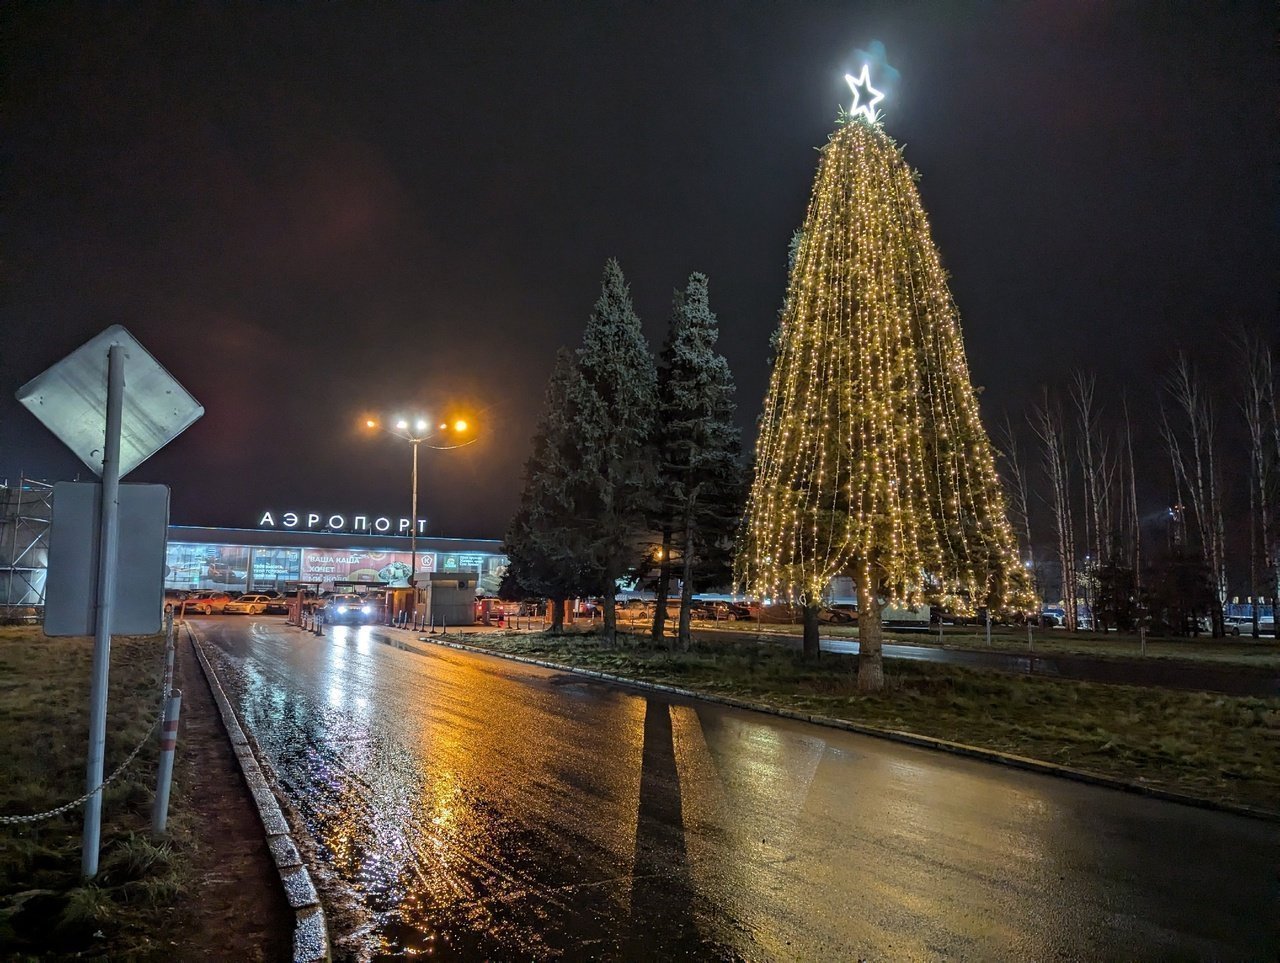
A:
185,625,332,963
380,627,1280,825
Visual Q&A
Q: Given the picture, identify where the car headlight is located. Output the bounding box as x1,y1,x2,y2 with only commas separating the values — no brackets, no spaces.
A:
361,605,371,615
337,605,348,614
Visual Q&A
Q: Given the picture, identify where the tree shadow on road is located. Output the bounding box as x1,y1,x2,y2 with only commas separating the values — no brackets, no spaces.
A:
626,697,706,957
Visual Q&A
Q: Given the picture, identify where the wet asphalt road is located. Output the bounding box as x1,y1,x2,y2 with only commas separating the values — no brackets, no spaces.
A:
195,616,1279,961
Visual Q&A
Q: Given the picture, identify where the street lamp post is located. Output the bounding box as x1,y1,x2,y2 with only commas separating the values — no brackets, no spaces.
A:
365,414,476,596
410,433,420,589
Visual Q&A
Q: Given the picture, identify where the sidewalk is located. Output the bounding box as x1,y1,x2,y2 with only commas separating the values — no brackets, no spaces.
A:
171,633,294,960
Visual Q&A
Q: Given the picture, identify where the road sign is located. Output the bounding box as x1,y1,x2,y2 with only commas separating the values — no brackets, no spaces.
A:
44,482,170,636
16,325,203,478
14,327,200,879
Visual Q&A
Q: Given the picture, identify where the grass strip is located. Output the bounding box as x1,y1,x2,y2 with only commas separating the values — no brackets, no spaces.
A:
0,626,193,959
456,628,1280,813
680,619,1280,669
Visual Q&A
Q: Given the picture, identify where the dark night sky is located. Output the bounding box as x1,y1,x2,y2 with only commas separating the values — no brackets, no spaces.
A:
2,3,1275,541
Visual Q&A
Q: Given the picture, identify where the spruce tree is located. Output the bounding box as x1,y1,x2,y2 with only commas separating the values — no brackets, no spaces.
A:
652,273,743,649
739,81,1032,690
572,259,658,643
503,350,586,631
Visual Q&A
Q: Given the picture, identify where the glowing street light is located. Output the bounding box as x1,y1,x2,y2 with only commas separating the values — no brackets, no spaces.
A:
362,413,477,591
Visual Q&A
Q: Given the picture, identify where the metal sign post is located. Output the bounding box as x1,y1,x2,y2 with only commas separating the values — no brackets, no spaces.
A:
81,344,124,878
17,325,202,879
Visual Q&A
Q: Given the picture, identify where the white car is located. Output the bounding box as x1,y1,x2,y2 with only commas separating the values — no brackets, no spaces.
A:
224,594,275,615
1225,615,1275,636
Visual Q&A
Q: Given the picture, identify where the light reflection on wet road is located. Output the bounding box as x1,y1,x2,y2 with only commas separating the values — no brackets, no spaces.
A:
196,618,1279,961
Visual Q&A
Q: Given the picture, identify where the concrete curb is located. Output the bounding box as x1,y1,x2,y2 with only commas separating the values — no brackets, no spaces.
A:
377,627,1280,825
185,625,331,963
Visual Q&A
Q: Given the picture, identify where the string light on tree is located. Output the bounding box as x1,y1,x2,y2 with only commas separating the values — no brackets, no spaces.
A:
738,44,1033,691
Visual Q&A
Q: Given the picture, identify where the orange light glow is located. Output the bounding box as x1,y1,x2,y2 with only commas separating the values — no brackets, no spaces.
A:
454,419,468,433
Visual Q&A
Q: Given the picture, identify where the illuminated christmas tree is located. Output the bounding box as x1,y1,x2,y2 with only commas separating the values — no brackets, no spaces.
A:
738,56,1031,690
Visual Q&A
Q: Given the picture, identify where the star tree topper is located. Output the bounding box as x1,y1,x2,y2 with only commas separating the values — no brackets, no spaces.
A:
844,63,884,123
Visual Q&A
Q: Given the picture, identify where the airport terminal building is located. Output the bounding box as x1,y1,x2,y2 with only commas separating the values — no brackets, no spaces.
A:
0,478,508,618
166,523,508,596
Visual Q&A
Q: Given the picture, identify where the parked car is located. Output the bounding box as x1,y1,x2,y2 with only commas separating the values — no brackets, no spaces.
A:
639,601,677,621
617,598,654,620
1225,615,1276,636
263,597,291,615
818,603,857,624
316,594,377,625
224,594,276,615
693,600,752,621
183,591,232,615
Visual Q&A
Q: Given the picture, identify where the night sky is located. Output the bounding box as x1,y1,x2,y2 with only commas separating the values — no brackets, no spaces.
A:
3,3,1274,541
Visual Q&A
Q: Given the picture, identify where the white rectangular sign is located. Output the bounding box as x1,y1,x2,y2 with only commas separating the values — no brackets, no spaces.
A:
45,482,171,636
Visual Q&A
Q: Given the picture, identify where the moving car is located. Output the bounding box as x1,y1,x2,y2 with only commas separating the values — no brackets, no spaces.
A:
224,593,276,615
317,594,377,625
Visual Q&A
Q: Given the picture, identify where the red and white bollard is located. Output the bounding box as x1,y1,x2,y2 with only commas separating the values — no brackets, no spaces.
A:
162,610,176,698
151,690,182,836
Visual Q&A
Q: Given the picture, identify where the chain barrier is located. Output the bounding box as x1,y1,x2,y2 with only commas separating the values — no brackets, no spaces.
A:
0,621,173,827
0,705,164,826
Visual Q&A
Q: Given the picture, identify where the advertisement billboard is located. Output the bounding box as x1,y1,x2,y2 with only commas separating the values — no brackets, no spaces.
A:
250,548,301,592
300,549,437,588
164,543,250,590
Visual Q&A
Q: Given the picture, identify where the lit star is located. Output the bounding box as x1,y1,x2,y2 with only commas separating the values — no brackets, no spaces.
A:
844,64,884,123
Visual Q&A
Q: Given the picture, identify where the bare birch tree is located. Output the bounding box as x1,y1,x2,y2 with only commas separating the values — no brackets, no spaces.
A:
1160,354,1227,636
1121,394,1142,591
1071,372,1105,568
1071,372,1120,625
1238,330,1277,638
1032,389,1077,630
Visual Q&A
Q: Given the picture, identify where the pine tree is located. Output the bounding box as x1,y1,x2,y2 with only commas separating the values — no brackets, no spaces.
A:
503,350,586,631
739,113,1032,691
571,259,658,643
652,273,743,649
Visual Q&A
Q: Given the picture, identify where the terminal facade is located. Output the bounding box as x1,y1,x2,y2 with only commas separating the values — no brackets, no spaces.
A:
165,525,508,596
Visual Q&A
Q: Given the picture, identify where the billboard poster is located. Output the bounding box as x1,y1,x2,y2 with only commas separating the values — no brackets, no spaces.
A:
300,549,437,588
165,543,251,590
250,548,301,592
478,555,508,595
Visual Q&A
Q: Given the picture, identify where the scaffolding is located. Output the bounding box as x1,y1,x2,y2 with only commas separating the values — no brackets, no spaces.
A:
0,476,53,623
